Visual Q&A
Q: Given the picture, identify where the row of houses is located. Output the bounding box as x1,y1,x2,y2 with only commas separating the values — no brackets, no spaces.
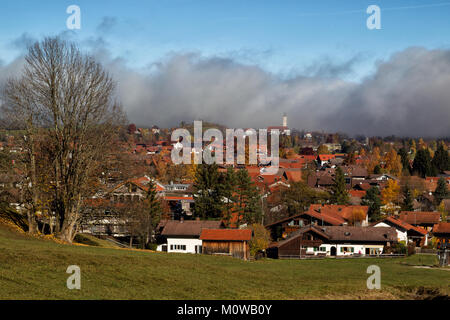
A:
263,203,448,258
149,203,449,261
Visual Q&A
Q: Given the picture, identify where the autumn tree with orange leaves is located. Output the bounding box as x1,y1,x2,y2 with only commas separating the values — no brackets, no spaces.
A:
381,179,401,215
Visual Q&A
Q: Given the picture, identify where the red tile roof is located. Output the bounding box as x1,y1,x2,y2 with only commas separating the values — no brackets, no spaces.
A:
304,205,346,225
164,196,194,201
285,170,302,182
381,216,428,235
200,229,252,241
308,204,369,222
349,190,366,198
318,154,336,161
399,211,441,225
433,222,450,234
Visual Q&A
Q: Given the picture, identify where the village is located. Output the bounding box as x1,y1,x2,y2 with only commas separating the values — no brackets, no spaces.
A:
1,113,449,265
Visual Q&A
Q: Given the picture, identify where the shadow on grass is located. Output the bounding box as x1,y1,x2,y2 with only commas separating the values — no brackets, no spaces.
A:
0,204,28,232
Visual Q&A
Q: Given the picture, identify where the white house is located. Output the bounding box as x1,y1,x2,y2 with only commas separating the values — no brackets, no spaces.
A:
372,216,428,247
156,219,224,254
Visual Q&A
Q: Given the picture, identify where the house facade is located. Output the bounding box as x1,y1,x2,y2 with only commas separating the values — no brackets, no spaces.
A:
267,225,397,258
157,219,224,254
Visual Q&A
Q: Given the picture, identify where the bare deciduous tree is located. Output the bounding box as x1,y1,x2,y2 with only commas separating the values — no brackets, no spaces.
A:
2,37,126,242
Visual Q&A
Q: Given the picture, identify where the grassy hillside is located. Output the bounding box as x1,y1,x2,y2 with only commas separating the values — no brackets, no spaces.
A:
0,224,448,300
73,234,122,249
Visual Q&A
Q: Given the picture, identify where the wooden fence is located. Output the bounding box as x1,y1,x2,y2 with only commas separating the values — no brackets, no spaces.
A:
279,253,406,260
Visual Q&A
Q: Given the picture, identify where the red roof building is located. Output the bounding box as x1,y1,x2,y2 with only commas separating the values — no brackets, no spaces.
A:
200,229,252,260
200,229,252,241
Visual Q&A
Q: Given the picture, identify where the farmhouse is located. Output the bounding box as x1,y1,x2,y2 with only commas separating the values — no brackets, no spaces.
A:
157,219,224,254
200,229,252,260
266,225,396,259
265,204,370,241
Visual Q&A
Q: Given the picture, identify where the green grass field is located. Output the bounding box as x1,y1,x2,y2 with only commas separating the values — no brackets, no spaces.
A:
0,224,449,300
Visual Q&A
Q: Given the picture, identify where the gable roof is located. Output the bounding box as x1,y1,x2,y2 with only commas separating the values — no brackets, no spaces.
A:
285,169,302,182
318,226,397,242
161,220,224,237
264,213,304,228
271,225,397,247
308,204,369,223
433,222,450,235
399,211,441,225
200,229,252,241
349,190,366,198
109,176,165,194
269,225,331,248
373,216,428,236
303,205,346,225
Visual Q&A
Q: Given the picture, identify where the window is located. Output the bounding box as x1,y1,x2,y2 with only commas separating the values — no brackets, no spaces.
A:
320,247,326,252
313,247,319,252
172,244,186,251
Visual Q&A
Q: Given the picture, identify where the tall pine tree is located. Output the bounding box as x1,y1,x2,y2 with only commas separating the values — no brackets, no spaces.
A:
361,187,382,222
234,169,262,225
432,143,450,174
331,167,350,205
398,147,411,175
220,167,237,226
193,164,224,219
401,184,414,211
412,148,435,178
433,177,449,206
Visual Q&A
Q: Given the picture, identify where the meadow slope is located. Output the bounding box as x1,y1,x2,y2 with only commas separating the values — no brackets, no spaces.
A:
0,224,449,300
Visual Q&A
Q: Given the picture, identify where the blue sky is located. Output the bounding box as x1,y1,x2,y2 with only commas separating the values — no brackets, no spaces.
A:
1,0,450,81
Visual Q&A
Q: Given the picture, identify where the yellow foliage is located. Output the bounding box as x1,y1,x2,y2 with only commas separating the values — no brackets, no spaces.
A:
383,148,402,177
248,223,271,256
381,179,400,207
348,208,366,225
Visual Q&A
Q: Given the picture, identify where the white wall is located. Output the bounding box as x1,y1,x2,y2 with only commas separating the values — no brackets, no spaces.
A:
373,222,407,242
157,237,202,254
304,243,384,256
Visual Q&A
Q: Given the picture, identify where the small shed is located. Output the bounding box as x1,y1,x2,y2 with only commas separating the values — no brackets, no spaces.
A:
200,229,252,260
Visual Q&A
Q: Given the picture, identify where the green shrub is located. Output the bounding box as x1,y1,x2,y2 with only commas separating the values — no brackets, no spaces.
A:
146,243,158,251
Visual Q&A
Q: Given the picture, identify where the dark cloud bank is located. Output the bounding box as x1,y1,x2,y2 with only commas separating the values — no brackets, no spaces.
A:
1,42,450,137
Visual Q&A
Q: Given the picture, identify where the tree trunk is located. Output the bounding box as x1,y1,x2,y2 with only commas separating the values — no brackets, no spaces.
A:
26,116,39,235
58,212,77,243
27,211,38,234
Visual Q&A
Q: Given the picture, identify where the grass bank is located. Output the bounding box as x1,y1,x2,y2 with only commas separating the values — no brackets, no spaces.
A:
0,224,448,300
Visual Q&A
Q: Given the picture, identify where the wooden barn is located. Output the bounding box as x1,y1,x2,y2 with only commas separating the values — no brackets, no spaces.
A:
200,229,252,260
